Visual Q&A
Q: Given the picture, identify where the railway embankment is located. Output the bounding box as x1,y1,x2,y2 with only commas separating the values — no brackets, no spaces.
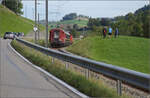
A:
67,36,150,74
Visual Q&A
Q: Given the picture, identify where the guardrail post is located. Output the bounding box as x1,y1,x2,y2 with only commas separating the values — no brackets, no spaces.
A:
51,57,54,63
117,80,122,96
85,68,89,79
65,62,69,69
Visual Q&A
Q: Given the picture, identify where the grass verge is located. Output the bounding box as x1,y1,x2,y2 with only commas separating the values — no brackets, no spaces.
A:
23,38,46,47
11,40,128,98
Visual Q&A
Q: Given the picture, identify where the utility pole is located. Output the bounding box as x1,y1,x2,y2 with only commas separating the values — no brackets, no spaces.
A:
38,13,40,40
32,8,34,19
35,0,37,43
45,0,48,47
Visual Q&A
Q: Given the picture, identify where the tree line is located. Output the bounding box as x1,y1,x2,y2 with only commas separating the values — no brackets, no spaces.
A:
2,0,23,15
87,5,150,38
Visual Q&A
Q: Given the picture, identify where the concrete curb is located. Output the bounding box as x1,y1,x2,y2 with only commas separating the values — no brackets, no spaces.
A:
8,43,89,98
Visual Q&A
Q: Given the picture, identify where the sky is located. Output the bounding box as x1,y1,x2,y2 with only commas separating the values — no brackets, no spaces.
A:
0,0,2,4
22,0,149,21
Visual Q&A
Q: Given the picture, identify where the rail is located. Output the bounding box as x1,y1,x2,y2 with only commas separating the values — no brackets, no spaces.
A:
16,38,150,93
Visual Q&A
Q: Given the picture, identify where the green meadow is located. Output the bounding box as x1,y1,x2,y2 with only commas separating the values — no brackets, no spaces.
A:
67,36,150,74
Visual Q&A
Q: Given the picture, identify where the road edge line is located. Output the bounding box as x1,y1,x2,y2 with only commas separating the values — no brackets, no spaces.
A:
8,43,88,98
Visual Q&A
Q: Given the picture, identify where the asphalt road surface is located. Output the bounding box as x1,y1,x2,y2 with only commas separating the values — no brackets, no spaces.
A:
0,38,80,98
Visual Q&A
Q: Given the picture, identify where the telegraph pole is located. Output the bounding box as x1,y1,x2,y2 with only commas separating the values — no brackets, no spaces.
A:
35,0,37,43
38,13,40,40
45,0,48,47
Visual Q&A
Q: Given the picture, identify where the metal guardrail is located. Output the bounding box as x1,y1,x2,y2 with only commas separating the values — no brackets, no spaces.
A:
16,38,150,92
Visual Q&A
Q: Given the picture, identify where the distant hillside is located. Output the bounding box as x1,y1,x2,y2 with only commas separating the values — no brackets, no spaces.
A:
62,13,89,21
59,19,88,27
48,19,88,31
0,5,44,37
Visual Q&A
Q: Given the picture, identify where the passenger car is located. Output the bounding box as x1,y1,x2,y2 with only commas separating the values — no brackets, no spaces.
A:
3,32,15,40
17,32,24,37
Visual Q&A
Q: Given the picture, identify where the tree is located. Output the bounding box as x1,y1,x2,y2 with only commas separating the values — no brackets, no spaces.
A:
62,13,77,21
2,0,23,15
100,18,111,26
66,25,71,31
73,24,79,30
70,29,77,37
87,18,101,29
142,16,150,38
131,23,142,36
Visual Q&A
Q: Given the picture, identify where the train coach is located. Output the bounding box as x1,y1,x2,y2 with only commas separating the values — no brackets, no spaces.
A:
49,28,73,47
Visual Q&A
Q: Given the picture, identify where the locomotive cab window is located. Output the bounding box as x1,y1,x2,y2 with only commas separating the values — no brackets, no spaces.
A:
65,32,70,39
54,30,59,39
66,34,70,39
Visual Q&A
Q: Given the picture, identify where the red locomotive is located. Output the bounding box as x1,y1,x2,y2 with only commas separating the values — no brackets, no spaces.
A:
49,28,73,47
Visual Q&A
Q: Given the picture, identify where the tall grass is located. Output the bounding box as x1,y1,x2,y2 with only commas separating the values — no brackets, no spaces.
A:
11,40,128,98
23,38,46,47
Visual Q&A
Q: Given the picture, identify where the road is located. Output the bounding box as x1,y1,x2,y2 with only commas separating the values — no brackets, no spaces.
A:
0,38,80,98
25,30,46,39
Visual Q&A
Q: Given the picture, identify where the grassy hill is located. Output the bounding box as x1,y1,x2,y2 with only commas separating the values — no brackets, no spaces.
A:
59,19,88,27
67,36,150,74
0,5,44,37
50,19,88,28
